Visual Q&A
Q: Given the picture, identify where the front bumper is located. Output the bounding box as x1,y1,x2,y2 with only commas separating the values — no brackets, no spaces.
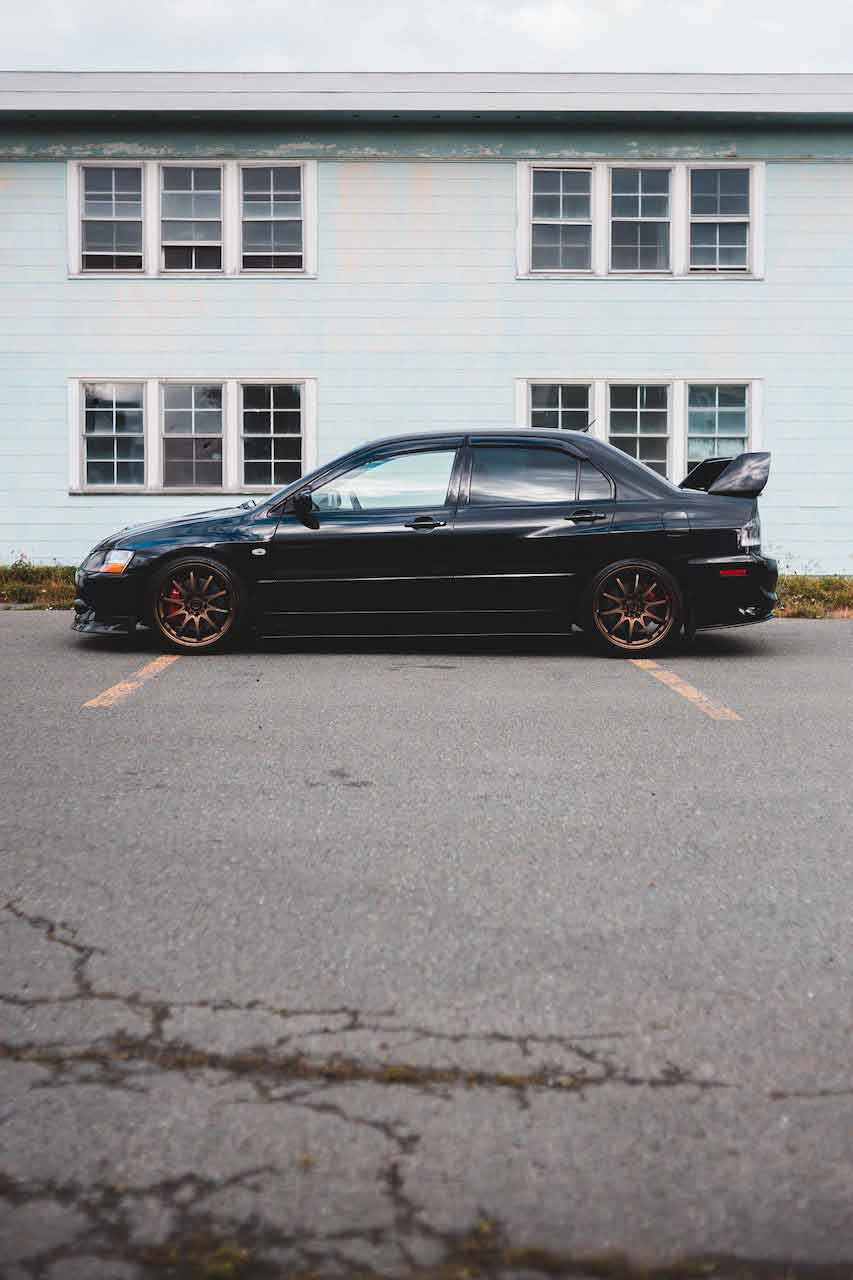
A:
687,553,778,631
71,566,145,636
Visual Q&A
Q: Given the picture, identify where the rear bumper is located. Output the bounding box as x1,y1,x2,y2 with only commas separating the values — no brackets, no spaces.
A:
687,554,778,630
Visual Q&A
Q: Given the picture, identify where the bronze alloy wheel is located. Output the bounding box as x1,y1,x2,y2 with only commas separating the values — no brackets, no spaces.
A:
591,563,677,653
153,560,237,651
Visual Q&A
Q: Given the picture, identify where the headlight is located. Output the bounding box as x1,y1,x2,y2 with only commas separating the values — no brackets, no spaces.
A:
102,550,135,574
737,512,761,552
81,550,105,572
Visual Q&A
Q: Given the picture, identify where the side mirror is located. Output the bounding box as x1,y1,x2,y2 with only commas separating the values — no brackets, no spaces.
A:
292,490,314,517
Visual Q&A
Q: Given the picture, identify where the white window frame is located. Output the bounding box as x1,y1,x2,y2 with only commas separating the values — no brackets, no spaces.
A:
237,161,310,275
68,160,318,279
687,161,764,277
159,163,225,275
69,376,318,494
608,163,674,276
526,165,595,275
514,377,763,484
67,160,146,276
516,161,764,280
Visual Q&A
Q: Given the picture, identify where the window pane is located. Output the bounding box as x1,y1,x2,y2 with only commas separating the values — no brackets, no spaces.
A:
116,461,145,484
609,386,636,409
532,169,560,193
469,447,578,505
560,385,589,409
578,461,611,500
273,384,301,410
86,436,114,460
86,460,115,485
244,437,272,461
532,222,591,270
531,410,558,429
164,384,193,410
311,450,457,511
719,385,747,407
532,193,560,219
531,384,559,409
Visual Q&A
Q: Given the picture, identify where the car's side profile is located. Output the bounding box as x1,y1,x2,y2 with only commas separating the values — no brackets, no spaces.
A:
73,429,778,657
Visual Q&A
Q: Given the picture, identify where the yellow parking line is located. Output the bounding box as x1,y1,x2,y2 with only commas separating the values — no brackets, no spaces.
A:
83,655,180,709
629,658,742,722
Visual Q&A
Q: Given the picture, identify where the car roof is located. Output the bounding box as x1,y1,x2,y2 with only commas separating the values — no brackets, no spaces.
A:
362,428,590,449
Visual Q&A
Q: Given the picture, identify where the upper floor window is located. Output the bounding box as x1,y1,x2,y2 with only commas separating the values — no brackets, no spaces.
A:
689,168,750,272
81,166,143,272
68,161,317,278
530,168,592,271
610,168,670,272
518,162,763,278
161,167,222,272
241,167,303,271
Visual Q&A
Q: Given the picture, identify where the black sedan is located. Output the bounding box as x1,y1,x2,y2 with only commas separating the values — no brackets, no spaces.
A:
73,430,778,657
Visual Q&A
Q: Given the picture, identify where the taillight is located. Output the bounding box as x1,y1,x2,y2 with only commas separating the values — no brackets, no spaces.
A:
737,511,761,552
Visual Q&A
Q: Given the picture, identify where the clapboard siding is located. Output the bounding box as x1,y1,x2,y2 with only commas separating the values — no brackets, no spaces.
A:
0,154,851,571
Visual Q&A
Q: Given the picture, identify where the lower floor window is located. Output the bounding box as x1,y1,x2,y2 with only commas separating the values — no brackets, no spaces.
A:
83,382,145,486
687,384,748,463
241,383,302,486
609,383,669,477
518,377,758,483
72,376,315,492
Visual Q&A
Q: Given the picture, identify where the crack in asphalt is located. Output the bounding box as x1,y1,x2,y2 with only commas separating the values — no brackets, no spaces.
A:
3,898,851,1280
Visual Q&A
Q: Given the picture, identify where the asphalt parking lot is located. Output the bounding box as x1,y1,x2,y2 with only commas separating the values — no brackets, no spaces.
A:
1,612,852,1279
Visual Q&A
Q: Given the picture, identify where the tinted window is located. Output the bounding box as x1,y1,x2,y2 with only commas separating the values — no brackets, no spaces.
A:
311,448,457,512
469,447,578,505
578,460,612,500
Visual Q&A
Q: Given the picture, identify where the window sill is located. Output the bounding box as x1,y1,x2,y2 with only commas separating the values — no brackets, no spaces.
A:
68,271,318,281
69,487,276,497
517,271,764,281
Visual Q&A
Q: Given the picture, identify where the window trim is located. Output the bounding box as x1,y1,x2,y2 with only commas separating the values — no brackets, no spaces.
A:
69,375,318,494
526,164,595,275
514,376,763,484
68,160,318,279
517,161,764,279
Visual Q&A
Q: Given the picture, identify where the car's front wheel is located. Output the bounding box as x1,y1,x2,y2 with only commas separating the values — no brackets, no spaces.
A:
585,559,681,657
149,556,243,654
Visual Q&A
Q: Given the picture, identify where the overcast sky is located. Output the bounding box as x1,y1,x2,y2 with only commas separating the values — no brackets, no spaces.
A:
3,0,853,73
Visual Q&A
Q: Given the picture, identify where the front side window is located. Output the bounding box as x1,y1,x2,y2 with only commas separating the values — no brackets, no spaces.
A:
162,384,223,487
311,450,457,512
611,168,670,271
688,384,748,463
609,384,669,476
81,167,143,271
241,167,303,270
161,167,222,271
530,168,592,271
529,383,591,431
242,383,302,486
83,382,144,485
469,446,578,505
690,169,750,271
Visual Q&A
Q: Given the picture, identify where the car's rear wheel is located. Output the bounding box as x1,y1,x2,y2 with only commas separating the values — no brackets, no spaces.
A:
586,559,681,657
149,556,243,654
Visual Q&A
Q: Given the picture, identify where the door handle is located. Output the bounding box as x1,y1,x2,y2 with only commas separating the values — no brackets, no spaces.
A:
404,517,446,530
565,509,607,523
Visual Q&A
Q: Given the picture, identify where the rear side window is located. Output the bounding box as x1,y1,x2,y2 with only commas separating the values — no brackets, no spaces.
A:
578,460,612,500
469,446,578,505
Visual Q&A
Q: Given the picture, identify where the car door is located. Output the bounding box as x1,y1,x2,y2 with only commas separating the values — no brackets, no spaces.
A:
256,440,463,634
449,440,616,629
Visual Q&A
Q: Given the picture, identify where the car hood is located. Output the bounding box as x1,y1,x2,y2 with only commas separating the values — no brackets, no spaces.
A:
99,505,251,550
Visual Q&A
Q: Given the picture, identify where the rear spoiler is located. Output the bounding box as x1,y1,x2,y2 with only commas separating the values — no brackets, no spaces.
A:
680,451,770,498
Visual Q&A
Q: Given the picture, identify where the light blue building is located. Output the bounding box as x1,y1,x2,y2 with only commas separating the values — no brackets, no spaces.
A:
0,72,851,572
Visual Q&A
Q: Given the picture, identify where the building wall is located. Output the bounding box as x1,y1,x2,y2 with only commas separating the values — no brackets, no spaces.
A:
0,144,851,571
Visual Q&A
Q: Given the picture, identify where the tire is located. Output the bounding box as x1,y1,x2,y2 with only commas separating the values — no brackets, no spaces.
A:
584,559,682,657
148,556,244,654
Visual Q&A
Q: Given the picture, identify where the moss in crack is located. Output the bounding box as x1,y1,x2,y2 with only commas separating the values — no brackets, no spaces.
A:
142,1236,253,1279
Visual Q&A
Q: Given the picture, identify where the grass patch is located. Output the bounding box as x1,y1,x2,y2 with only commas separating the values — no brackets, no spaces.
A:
776,574,853,618
1,560,851,618
0,559,76,608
